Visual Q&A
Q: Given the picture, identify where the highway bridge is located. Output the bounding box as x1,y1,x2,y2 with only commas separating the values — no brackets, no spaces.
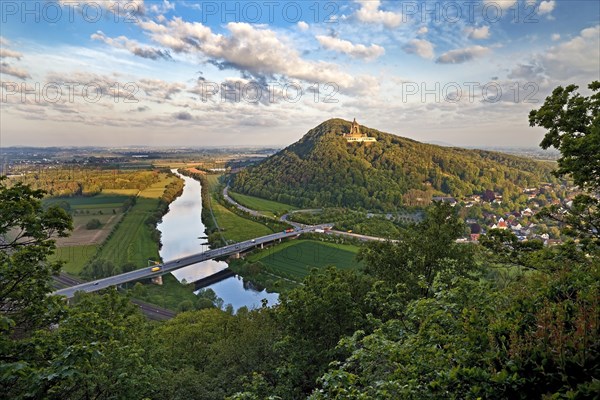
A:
53,226,325,298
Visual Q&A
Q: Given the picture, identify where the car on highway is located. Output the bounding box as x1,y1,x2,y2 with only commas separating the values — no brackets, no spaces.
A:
151,266,161,272
94,282,99,286
251,239,256,243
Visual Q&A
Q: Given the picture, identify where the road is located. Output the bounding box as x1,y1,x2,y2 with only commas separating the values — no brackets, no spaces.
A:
53,226,321,298
53,272,176,320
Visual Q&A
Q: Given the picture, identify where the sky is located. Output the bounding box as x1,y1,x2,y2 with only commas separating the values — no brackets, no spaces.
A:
0,0,599,148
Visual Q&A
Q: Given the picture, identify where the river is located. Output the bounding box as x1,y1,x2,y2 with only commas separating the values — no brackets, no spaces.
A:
156,170,279,310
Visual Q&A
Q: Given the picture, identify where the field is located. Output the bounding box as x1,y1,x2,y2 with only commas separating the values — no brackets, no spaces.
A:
45,194,130,210
249,240,363,281
210,201,274,243
47,194,129,275
228,191,297,217
93,175,178,269
202,173,275,243
50,245,98,275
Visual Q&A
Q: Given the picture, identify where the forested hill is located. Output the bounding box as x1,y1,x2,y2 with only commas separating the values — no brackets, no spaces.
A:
232,119,557,210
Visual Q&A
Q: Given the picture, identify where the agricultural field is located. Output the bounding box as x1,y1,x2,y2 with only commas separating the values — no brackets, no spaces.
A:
228,191,297,217
94,175,177,269
49,245,98,276
249,240,363,281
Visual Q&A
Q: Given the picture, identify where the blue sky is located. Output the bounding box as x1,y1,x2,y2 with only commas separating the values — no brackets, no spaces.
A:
1,0,599,147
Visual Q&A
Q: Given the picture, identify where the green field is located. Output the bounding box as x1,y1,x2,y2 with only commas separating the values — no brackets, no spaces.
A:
50,245,98,275
201,173,275,243
45,194,129,209
211,200,274,243
228,191,296,217
249,240,362,281
94,175,177,269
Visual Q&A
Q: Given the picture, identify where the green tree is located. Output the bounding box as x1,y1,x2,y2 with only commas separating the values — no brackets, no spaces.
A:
359,202,474,300
0,177,72,333
530,81,600,248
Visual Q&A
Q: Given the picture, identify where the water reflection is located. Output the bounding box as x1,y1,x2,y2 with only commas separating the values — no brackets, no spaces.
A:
157,170,279,310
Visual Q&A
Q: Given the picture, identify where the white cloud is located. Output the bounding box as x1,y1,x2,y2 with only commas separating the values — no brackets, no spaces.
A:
403,39,435,60
538,1,556,15
0,48,23,60
541,25,600,80
0,37,10,46
466,26,490,40
417,26,428,35
0,62,30,79
483,0,518,11
551,33,560,41
297,21,309,31
91,31,171,60
148,0,174,15
137,18,377,94
436,45,490,64
354,0,402,28
316,35,385,61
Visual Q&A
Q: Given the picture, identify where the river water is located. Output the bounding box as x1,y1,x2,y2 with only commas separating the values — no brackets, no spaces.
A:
156,170,278,310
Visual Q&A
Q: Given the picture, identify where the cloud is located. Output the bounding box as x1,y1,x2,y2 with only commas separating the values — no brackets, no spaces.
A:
466,26,490,40
0,62,30,79
0,48,23,60
91,31,171,60
541,25,600,80
316,35,385,61
403,39,435,60
173,111,193,120
57,0,145,16
538,1,556,15
507,63,546,81
417,26,428,35
483,0,518,11
551,33,560,41
354,0,402,28
436,46,490,64
0,37,10,46
297,21,309,31
137,18,377,94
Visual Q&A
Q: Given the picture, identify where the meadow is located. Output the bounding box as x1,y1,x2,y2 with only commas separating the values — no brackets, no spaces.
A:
228,191,297,217
249,240,362,281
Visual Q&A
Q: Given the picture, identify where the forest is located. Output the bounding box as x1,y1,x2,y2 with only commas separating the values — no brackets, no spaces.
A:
232,119,558,211
0,82,598,399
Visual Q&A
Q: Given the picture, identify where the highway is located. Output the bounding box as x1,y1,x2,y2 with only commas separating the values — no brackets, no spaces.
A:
53,226,320,298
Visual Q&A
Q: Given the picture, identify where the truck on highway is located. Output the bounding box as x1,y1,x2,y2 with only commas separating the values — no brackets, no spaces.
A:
284,228,294,233
314,228,325,233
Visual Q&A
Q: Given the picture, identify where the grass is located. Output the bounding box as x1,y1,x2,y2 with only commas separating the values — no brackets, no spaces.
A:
94,174,178,269
210,200,274,243
201,173,274,243
228,191,296,217
51,245,98,275
45,194,130,208
249,240,363,281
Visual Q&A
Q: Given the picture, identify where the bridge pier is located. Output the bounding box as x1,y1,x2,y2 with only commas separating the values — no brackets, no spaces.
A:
260,243,264,249
151,276,163,286
234,252,240,259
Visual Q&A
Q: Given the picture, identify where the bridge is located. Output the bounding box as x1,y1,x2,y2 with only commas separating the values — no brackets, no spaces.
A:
53,226,326,298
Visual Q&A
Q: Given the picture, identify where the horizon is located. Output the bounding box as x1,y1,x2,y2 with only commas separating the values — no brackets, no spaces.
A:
1,1,599,148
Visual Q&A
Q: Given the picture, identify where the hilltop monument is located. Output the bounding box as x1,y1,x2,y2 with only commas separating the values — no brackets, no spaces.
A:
344,118,376,143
